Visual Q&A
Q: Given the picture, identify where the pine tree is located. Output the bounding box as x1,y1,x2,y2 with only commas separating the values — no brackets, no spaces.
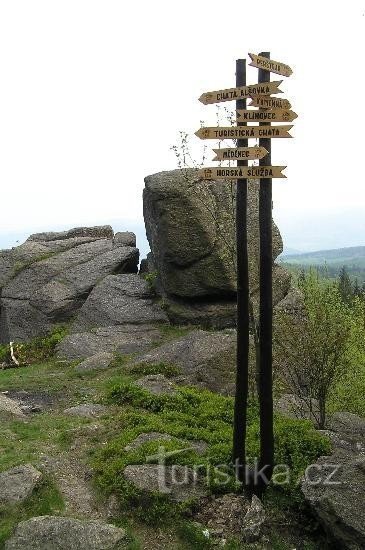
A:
338,266,353,304
353,278,361,297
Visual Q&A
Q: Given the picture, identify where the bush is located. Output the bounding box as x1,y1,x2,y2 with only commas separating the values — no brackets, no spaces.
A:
0,325,69,366
274,271,359,428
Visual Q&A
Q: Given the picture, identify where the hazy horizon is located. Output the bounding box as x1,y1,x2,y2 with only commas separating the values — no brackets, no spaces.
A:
1,206,364,260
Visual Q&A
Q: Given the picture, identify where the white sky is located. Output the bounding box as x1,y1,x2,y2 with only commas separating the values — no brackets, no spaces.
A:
0,0,364,251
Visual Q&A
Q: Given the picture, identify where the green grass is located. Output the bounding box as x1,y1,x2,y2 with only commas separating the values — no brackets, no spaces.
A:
0,413,92,473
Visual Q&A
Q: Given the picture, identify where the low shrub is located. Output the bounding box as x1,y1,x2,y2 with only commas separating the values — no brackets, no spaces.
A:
0,325,69,366
93,381,330,522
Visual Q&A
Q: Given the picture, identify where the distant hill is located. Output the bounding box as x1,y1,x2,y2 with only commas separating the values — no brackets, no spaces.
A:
279,246,365,281
280,247,303,257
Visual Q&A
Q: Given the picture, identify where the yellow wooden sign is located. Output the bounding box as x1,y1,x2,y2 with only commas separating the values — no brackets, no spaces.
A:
198,81,283,105
248,53,293,77
236,109,297,122
195,126,293,140
198,166,287,180
248,96,292,109
212,147,268,161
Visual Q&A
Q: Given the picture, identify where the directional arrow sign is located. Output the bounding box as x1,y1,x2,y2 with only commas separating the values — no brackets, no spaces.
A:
237,109,297,122
249,96,292,109
248,53,293,77
198,166,287,180
195,126,293,140
198,81,283,105
212,147,268,161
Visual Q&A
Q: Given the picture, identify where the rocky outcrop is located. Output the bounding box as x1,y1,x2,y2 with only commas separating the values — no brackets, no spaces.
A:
123,464,208,502
5,516,128,549
133,329,239,394
0,393,27,418
74,352,114,373
302,411,365,549
56,325,162,360
135,374,177,395
0,464,42,505
71,274,167,333
143,169,291,327
0,226,139,343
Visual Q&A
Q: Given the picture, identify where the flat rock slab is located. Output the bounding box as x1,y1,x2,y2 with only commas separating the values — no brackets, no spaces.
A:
133,329,237,393
134,329,235,371
0,393,26,418
71,274,168,333
4,516,128,550
63,404,108,418
57,324,162,360
124,432,208,455
327,411,365,440
124,464,208,502
0,464,42,505
135,374,176,395
302,454,365,549
74,352,114,373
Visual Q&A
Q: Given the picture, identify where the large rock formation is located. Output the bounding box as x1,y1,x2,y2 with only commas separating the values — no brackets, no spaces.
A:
143,169,291,327
301,412,365,549
0,226,138,343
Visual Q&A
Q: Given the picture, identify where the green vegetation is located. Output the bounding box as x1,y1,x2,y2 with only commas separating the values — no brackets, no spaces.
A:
94,381,330,517
275,271,365,427
0,293,363,548
280,246,365,282
0,325,69,366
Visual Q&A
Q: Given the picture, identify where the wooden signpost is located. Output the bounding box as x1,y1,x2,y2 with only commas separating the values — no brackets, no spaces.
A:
198,80,283,105
236,109,297,122
195,52,296,495
195,125,293,140
249,96,292,109
198,166,286,180
212,147,268,161
248,53,293,77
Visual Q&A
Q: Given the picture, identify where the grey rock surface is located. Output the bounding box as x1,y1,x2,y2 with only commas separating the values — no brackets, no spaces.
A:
4,516,128,549
135,374,176,395
0,393,26,418
114,232,136,247
242,495,266,543
0,226,138,343
143,170,289,327
301,410,365,549
0,464,42,505
302,454,365,550
27,225,114,242
133,329,238,393
123,464,207,502
74,352,114,373
57,325,162,360
194,493,265,544
63,404,108,418
71,274,168,332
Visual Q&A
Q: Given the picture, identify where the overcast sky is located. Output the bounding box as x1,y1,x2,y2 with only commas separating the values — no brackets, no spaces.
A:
0,0,364,253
